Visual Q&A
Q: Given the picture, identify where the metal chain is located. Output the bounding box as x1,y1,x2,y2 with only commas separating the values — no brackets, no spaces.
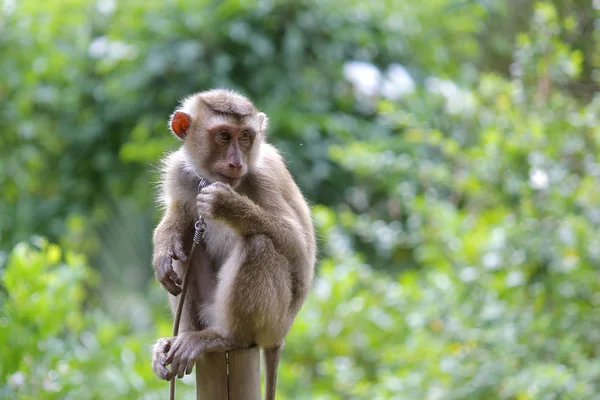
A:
193,177,209,243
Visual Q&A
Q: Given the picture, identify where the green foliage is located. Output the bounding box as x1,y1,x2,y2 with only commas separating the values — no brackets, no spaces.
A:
0,240,189,399
2,0,600,398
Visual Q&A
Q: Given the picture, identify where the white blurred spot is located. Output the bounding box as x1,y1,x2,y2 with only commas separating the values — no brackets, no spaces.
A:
343,60,381,97
9,372,25,387
440,357,457,373
348,296,366,313
426,386,445,400
97,0,116,15
459,267,478,282
482,251,501,270
527,151,546,166
529,168,549,189
490,228,506,248
3,0,16,14
327,320,343,336
558,225,575,245
505,270,524,287
426,77,459,98
89,37,109,58
425,77,476,115
381,63,415,100
406,312,425,328
560,253,579,272
370,308,395,330
88,36,137,61
558,282,576,298
433,273,451,291
121,348,135,365
383,375,404,391
58,362,70,375
510,249,526,265
313,278,332,300
481,303,503,320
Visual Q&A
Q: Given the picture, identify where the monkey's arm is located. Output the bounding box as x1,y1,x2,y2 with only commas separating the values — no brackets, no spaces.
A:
153,203,194,295
197,183,305,259
154,150,202,295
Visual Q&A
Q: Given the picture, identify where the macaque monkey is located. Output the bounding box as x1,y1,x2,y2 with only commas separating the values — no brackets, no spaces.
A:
151,89,316,400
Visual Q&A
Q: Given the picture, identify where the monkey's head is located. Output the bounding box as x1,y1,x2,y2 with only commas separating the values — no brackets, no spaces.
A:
168,89,269,188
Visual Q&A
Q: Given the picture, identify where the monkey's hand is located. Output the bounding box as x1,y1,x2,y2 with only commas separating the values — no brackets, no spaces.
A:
152,231,188,296
197,182,277,237
152,337,175,380
163,332,203,380
196,182,235,220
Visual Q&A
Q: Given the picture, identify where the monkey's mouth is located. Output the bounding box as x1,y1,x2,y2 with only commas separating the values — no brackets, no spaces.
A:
215,173,241,186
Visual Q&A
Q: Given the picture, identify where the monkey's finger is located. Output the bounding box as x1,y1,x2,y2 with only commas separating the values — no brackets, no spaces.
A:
164,339,180,366
171,245,189,263
196,192,216,202
170,355,181,379
152,344,171,380
153,356,171,380
166,268,183,287
196,200,207,210
196,192,213,200
177,361,186,379
154,337,172,354
209,181,231,191
196,198,213,217
185,359,195,376
161,277,183,296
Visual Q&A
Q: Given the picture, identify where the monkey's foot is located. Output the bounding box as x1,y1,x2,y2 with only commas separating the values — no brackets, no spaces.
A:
152,337,176,380
164,329,237,380
163,332,201,380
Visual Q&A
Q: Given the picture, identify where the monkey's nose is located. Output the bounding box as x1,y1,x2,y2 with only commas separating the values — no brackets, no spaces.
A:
229,161,243,169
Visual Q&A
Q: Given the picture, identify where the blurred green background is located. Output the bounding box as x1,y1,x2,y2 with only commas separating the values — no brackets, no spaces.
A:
1,0,600,398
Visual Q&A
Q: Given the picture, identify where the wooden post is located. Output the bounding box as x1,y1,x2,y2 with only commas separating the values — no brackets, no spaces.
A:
195,347,261,400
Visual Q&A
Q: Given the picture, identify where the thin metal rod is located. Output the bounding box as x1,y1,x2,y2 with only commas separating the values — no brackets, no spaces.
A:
169,176,209,400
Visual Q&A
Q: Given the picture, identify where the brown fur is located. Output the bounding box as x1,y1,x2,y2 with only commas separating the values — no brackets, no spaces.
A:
151,89,316,399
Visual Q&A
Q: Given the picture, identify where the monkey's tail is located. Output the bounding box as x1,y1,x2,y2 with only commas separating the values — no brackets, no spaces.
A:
263,342,284,400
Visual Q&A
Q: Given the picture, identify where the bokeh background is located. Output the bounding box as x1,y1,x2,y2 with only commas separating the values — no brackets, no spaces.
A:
1,0,600,398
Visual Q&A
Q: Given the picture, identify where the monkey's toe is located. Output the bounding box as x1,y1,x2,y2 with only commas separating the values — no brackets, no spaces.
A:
152,353,171,380
152,337,174,380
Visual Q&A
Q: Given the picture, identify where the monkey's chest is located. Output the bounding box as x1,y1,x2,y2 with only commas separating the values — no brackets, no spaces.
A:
203,219,239,266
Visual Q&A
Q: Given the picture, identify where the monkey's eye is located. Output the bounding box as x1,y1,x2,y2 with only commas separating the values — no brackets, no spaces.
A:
240,130,252,142
216,131,231,141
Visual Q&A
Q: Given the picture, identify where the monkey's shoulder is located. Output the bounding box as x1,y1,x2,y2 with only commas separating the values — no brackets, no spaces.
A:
161,149,189,177
252,143,294,183
245,143,311,216
162,150,199,184
159,149,199,208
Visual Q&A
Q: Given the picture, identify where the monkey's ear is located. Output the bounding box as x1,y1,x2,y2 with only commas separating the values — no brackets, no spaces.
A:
257,112,269,133
169,111,192,139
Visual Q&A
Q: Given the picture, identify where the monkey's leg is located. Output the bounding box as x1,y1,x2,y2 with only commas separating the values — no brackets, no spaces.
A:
215,234,293,347
153,257,200,381
263,342,284,400
166,234,292,382
153,279,200,381
154,242,215,381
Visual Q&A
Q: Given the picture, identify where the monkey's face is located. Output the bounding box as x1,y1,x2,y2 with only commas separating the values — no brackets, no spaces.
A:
197,121,257,187
169,91,268,188
170,111,261,188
